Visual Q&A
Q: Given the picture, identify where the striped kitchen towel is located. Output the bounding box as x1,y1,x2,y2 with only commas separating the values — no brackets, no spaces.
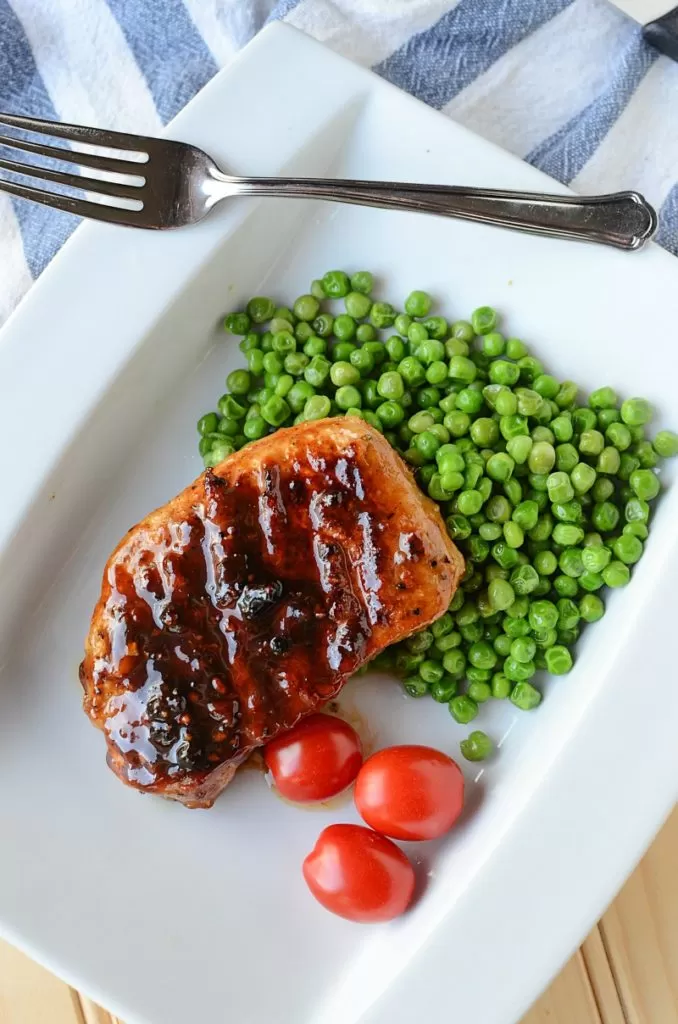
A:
0,0,676,325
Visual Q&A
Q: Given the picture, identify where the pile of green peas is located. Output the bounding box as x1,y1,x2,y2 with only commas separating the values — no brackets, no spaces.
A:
198,270,678,762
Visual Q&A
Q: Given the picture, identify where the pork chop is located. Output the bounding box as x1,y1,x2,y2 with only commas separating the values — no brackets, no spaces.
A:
80,418,464,807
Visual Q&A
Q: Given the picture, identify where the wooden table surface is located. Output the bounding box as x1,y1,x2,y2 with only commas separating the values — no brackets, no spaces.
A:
1,807,676,1024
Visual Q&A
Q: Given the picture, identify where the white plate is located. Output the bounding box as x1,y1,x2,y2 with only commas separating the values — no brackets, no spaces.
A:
0,22,676,1024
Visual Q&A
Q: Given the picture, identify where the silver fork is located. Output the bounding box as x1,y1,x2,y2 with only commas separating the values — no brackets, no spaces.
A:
0,111,658,251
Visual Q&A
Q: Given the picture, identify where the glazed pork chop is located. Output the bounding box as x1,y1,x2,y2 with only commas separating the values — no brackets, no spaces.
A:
81,418,464,807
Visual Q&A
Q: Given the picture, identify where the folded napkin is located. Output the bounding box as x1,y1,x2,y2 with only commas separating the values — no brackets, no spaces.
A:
0,0,675,324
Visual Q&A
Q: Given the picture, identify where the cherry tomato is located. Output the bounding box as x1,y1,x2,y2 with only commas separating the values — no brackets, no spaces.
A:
303,824,415,922
354,744,464,841
263,713,362,803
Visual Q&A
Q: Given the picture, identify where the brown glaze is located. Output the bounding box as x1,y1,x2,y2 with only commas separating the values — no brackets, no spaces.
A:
81,419,464,807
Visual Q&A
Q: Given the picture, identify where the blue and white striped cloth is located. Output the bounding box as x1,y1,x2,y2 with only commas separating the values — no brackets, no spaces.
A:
1,0,677,325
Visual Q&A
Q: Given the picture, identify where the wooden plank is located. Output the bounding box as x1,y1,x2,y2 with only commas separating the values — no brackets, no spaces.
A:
521,949,601,1024
0,939,84,1024
77,994,119,1024
599,807,678,1024
581,927,627,1024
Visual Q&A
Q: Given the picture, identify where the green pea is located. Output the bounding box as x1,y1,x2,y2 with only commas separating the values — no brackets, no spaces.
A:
545,645,573,675
579,571,604,592
287,380,316,413
570,462,597,494
350,270,373,295
224,311,251,335
629,468,660,501
534,549,558,575
343,291,371,320
625,497,650,523
269,317,294,335
653,429,678,458
597,446,621,475
225,369,251,396
555,381,579,409
304,355,331,388
297,323,315,344
292,294,319,322
597,408,620,430
465,415,494,447
404,676,429,698
449,355,478,383
471,306,498,335
303,394,331,421
612,534,643,565
445,411,471,437
198,412,219,436
510,636,536,664
374,371,404,402
449,694,478,724
549,415,573,443
579,594,605,622
486,453,515,483
547,471,575,504
497,389,522,417
504,656,536,683
552,500,583,524
305,336,328,358
274,374,294,398
335,385,362,411
510,680,542,710
482,331,505,357
322,270,350,298
510,564,540,595
623,522,648,540
312,313,334,338
430,676,458,702
507,435,533,465
591,481,612,506
581,544,611,573
592,501,619,532
310,280,326,300
246,296,275,323
489,360,520,386
370,302,397,329
526,441,555,475
454,389,484,416
263,351,284,376
556,543,585,578
602,561,630,587
621,397,653,427
243,414,267,440
486,578,514,611
553,523,585,546
553,574,578,597
356,323,376,343
328,361,358,388
468,641,498,670
260,395,290,427
376,400,404,428
460,730,494,761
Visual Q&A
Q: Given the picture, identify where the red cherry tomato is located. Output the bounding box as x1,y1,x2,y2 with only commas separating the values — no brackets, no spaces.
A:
354,744,464,841
263,713,362,803
303,824,415,922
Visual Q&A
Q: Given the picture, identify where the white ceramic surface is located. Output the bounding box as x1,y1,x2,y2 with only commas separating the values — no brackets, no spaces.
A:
0,23,676,1024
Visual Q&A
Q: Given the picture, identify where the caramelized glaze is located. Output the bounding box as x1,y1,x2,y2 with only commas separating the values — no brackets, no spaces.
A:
81,420,464,806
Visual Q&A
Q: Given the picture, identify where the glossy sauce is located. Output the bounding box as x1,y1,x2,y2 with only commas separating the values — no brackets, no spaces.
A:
81,443,433,794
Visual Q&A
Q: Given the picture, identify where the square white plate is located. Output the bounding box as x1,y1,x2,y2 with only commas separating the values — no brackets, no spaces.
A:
0,22,676,1024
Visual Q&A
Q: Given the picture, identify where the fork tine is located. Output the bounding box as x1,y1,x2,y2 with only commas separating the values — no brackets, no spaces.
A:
0,130,147,177
0,177,143,227
0,155,143,202
0,111,154,156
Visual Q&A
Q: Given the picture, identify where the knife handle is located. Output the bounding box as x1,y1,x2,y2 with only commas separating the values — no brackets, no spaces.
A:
644,7,678,61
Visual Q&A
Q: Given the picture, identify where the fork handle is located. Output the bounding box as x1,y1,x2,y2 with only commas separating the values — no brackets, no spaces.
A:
217,176,657,251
